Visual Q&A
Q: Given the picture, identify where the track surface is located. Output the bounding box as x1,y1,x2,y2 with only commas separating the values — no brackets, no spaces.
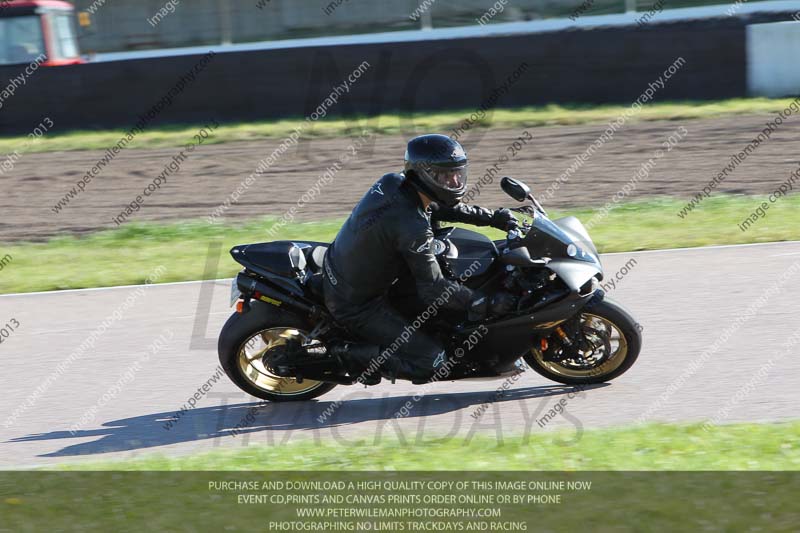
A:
1,241,799,468
6,113,800,241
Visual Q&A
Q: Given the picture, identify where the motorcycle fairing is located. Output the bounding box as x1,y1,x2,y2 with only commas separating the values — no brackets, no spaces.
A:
436,227,497,279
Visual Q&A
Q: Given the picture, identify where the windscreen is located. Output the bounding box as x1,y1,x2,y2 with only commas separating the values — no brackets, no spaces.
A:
49,12,79,59
524,215,598,264
0,16,46,66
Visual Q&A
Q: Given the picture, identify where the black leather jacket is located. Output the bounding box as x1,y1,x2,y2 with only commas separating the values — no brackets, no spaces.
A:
323,173,501,311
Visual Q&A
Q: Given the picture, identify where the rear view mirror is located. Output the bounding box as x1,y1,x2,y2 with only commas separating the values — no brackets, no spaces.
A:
500,177,531,203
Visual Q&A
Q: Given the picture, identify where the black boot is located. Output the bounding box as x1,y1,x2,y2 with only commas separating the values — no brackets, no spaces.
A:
329,342,393,385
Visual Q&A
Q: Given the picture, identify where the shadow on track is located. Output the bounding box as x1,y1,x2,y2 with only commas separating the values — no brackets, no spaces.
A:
8,384,608,458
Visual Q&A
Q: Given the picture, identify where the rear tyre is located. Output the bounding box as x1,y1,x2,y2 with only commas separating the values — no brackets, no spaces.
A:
524,298,642,385
218,301,337,402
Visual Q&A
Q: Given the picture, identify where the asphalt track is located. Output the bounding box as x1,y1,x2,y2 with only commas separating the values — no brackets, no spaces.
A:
1,241,799,469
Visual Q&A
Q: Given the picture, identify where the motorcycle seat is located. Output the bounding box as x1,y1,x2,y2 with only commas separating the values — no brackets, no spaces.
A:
231,241,329,279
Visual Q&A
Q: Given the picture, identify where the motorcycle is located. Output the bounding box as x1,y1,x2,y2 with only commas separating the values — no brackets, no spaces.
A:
218,177,642,402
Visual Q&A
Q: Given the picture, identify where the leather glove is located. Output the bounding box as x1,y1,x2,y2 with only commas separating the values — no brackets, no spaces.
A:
491,208,519,231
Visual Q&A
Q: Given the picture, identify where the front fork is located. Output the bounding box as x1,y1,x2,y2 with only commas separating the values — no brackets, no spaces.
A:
540,289,605,361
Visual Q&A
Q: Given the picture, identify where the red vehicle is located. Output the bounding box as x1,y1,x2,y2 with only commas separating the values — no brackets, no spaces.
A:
0,0,82,66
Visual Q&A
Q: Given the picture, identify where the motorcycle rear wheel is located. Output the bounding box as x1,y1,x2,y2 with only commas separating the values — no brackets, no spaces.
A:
524,298,641,385
218,302,337,402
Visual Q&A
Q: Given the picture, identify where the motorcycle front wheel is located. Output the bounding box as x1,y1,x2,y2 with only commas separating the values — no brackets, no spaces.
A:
524,298,642,385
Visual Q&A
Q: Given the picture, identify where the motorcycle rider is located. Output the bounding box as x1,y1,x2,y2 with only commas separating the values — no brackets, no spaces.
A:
322,134,518,384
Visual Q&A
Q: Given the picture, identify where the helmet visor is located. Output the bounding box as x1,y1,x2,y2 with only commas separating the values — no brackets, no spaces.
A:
429,165,468,191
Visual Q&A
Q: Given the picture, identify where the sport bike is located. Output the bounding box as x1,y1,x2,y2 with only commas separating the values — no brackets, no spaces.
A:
218,177,642,401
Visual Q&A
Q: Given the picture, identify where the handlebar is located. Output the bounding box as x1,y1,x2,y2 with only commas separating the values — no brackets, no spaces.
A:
506,227,524,242
502,179,548,242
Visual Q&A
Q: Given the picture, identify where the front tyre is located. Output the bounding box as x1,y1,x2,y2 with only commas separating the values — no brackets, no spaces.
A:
218,302,337,402
524,298,642,385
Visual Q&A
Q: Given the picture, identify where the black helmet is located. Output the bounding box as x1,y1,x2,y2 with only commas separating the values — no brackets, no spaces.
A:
404,134,468,207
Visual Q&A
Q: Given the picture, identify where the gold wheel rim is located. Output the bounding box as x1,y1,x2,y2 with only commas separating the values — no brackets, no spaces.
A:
531,313,628,379
236,328,325,396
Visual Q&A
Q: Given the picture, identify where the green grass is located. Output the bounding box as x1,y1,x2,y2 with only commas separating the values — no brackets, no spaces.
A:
52,421,800,471
2,97,796,153
1,194,798,294
4,422,799,530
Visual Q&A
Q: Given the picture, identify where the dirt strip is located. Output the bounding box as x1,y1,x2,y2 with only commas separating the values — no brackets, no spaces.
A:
2,113,798,242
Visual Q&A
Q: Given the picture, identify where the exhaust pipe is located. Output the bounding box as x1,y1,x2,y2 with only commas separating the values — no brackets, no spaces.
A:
237,273,320,317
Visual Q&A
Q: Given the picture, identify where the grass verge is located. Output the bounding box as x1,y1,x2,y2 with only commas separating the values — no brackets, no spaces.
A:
52,421,800,471
1,97,796,153
5,422,798,529
1,194,798,294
